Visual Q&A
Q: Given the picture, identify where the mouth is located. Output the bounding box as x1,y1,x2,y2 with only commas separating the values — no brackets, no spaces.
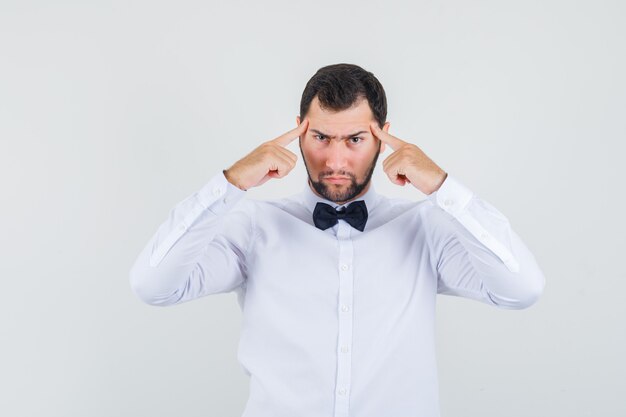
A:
324,176,350,184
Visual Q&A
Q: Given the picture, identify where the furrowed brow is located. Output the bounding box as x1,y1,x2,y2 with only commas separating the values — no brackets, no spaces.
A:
310,129,368,139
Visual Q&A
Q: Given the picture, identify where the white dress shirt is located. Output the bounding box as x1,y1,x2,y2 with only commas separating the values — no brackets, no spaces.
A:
129,171,545,417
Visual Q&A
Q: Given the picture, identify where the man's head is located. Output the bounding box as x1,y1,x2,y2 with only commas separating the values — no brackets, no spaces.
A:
296,63,390,205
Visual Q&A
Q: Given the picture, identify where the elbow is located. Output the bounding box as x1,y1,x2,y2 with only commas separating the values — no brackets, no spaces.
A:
129,275,157,306
129,270,159,306
511,282,544,309
488,269,546,310
517,266,546,309
129,264,177,307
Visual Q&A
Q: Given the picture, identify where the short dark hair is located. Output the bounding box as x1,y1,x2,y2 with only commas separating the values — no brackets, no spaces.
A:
299,63,387,128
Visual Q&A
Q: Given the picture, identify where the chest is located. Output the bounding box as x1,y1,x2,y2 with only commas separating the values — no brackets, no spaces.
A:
244,207,436,308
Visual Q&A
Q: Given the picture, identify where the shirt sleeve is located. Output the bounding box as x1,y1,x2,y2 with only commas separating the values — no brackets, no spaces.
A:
425,174,546,309
129,171,253,306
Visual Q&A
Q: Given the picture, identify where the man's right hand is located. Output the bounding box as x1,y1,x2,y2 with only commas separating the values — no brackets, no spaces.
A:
223,119,309,191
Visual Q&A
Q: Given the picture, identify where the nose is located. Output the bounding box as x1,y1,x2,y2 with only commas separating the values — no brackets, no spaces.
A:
324,140,349,171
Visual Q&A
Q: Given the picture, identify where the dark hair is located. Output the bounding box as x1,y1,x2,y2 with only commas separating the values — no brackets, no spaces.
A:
299,63,387,128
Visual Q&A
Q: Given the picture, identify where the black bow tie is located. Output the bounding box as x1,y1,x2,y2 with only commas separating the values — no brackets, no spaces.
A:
313,200,368,232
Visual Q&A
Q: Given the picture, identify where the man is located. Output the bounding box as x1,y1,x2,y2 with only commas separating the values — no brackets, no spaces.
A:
129,63,545,417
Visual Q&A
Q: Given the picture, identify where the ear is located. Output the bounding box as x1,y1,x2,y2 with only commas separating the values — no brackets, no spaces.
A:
296,115,303,146
379,121,391,153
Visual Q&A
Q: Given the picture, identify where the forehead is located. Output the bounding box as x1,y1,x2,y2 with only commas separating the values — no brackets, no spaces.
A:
306,96,375,132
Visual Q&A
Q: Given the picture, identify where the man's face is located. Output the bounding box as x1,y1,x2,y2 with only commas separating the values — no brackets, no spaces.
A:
296,96,390,205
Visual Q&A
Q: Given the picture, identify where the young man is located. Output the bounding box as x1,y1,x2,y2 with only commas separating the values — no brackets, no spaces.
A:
130,63,545,417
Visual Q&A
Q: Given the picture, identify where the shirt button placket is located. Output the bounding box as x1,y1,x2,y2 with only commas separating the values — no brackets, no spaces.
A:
334,222,354,417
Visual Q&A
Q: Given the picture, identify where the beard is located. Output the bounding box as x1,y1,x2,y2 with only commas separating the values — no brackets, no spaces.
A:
300,140,381,204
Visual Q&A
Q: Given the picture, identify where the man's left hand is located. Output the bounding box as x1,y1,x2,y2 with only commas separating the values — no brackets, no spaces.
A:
370,122,448,195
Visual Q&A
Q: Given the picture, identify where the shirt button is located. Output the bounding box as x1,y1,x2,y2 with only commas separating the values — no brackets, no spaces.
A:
444,199,454,207
338,388,347,396
212,187,223,196
178,225,185,231
340,264,349,271
341,305,350,312
480,232,489,240
340,345,349,353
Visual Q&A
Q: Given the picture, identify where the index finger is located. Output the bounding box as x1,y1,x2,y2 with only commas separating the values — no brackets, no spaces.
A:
274,119,309,147
370,122,405,151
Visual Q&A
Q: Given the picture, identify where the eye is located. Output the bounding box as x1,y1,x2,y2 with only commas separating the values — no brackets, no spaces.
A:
349,137,362,144
315,134,327,141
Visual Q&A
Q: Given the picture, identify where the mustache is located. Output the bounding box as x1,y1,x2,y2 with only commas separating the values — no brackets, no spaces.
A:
319,171,356,180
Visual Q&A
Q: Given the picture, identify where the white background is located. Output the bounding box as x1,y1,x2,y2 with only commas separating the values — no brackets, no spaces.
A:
1,0,624,416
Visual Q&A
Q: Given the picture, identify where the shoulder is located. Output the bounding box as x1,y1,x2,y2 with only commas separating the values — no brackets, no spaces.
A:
377,192,457,234
373,192,431,218
241,191,303,212
231,192,311,225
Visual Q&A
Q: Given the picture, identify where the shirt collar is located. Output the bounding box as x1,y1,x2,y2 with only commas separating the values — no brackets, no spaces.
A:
301,179,381,214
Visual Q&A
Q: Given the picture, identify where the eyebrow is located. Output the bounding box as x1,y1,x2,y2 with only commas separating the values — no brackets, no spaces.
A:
310,129,368,139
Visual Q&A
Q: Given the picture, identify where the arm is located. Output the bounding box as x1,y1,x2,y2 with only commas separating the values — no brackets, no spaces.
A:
368,123,545,309
129,120,308,307
129,171,252,306
425,175,546,309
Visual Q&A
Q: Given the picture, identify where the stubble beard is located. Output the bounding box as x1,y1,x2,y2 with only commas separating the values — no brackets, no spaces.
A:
300,140,381,204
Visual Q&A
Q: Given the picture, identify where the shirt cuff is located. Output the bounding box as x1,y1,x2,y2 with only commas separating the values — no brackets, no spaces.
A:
427,174,520,273
196,170,248,215
427,174,474,216
149,172,247,268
